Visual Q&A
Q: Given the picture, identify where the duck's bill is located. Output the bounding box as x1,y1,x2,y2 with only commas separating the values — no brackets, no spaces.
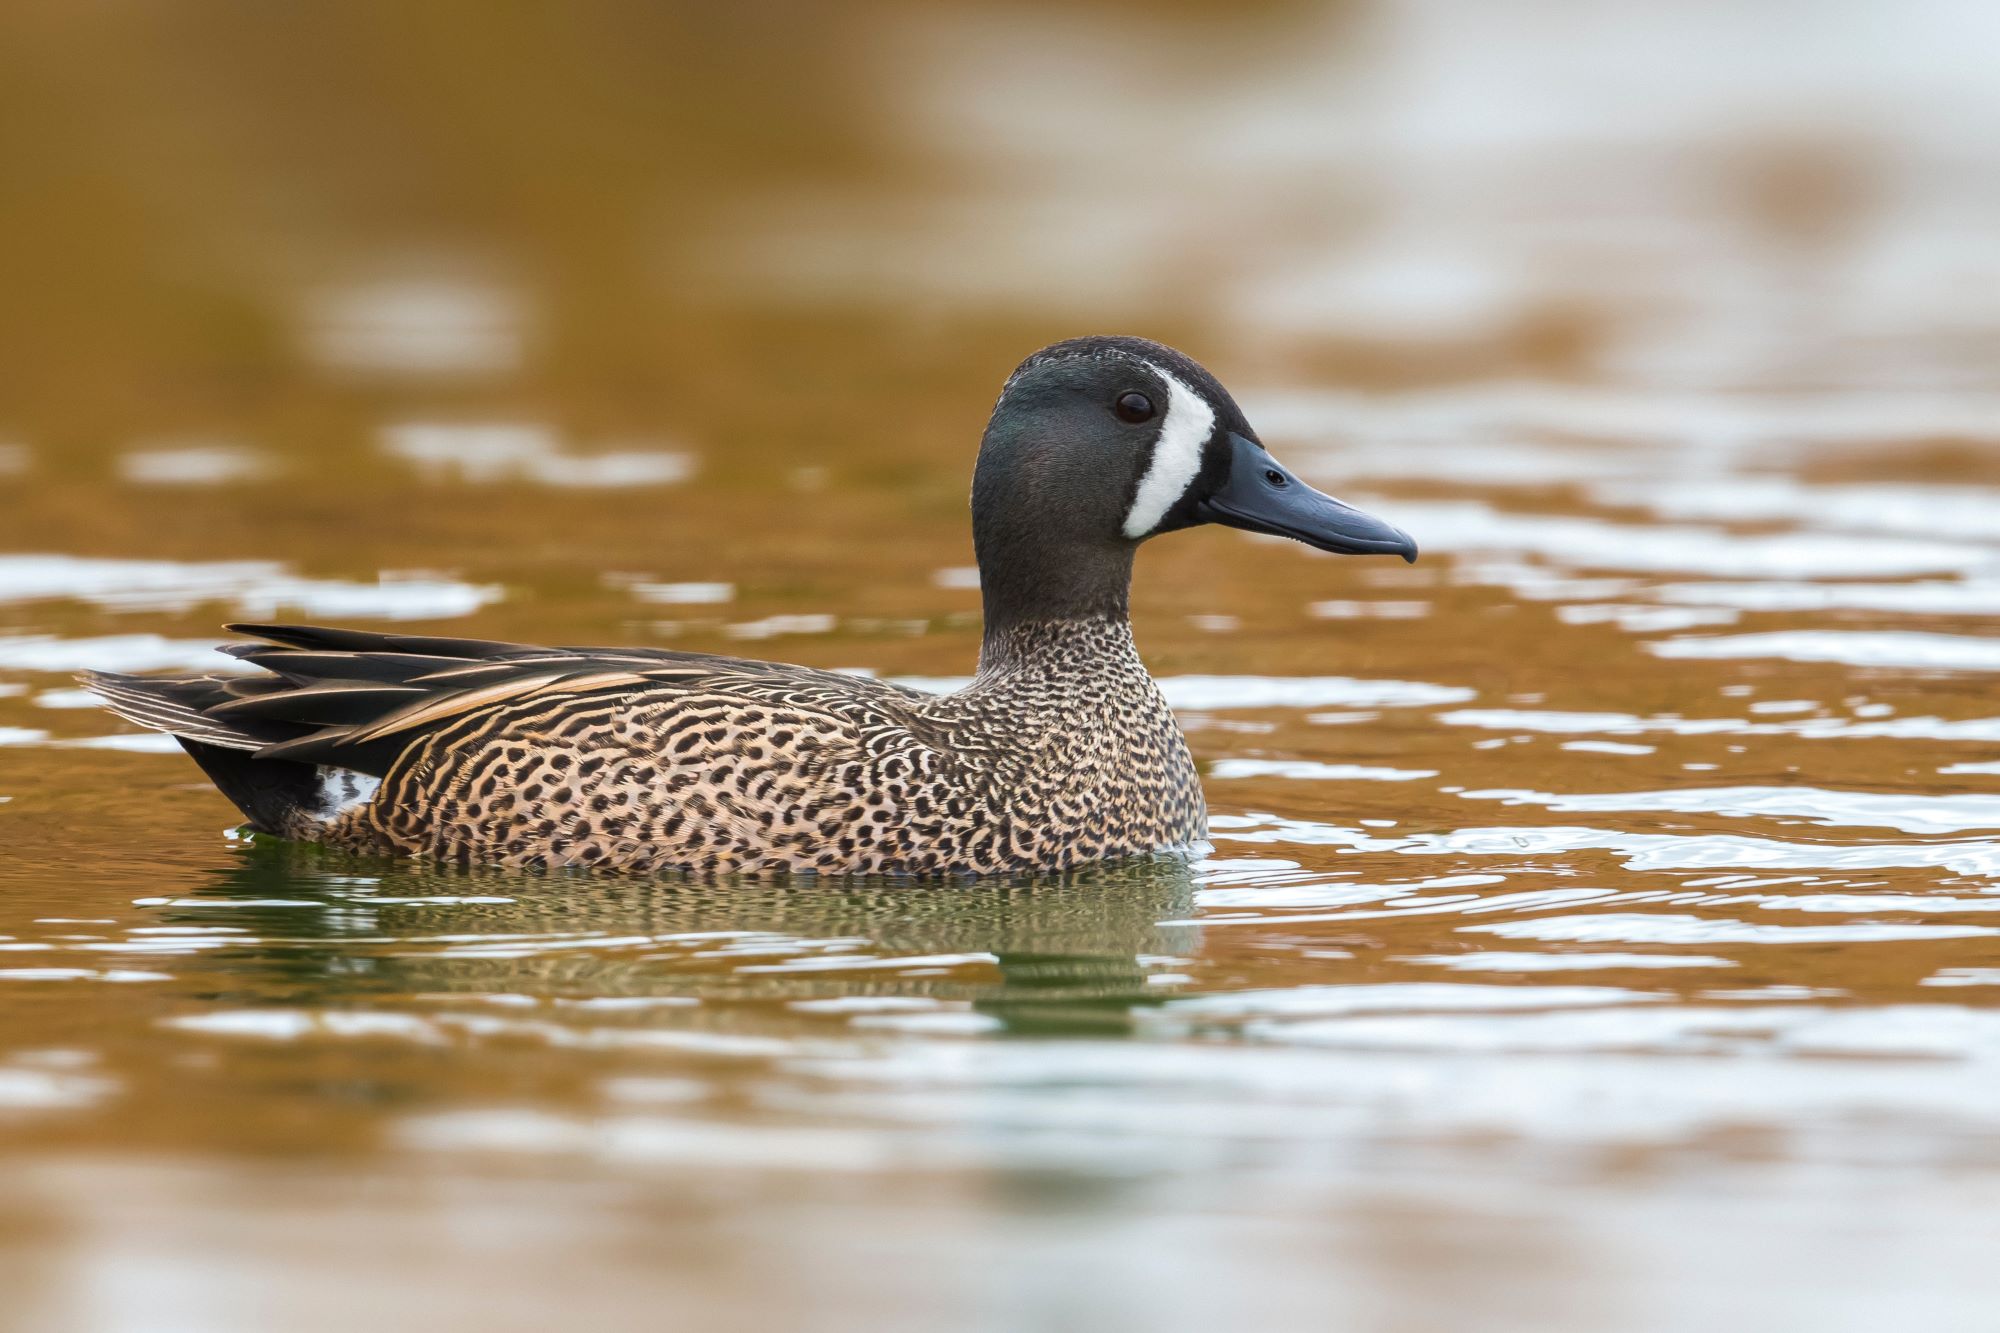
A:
1194,433,1418,562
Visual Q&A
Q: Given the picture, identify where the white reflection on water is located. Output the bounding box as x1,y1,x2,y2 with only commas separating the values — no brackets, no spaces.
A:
1367,500,1997,578
1442,707,2000,743
1219,1003,2000,1063
1470,915,1998,946
1597,479,2000,543
1208,759,1438,782
1651,630,2000,670
53,734,183,754
620,580,734,605
305,275,527,377
1460,785,2000,834
1405,951,1734,972
1210,813,2000,877
1196,871,1505,911
383,422,695,488
0,967,169,982
168,1008,798,1061
1926,969,2000,987
776,1029,2000,1162
0,1057,117,1110
0,635,249,673
1654,580,2000,615
117,444,273,486
1160,676,1472,709
727,614,836,640
1163,982,1657,1019
1261,386,2000,478
35,689,107,709
1555,603,1739,632
398,1108,904,1172
1456,564,1643,601
0,555,501,619
1308,599,1431,619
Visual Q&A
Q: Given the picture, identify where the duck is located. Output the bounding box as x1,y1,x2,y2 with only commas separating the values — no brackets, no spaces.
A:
84,335,1417,877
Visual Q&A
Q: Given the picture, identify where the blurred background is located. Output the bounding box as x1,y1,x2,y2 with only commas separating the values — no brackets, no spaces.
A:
6,2,2000,1330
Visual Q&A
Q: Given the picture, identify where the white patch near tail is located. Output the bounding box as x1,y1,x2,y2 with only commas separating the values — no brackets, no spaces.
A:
315,766,381,819
1122,363,1215,539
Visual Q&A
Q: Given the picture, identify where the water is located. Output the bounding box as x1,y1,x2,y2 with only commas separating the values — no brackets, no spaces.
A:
7,2,2000,1329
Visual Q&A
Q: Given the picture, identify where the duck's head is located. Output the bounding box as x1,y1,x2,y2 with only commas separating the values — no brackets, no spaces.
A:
972,335,1416,630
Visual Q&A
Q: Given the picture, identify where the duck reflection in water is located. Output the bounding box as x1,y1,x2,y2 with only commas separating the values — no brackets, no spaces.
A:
169,842,1203,1037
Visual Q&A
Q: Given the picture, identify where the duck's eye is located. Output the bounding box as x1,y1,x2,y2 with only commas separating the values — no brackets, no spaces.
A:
1114,391,1155,423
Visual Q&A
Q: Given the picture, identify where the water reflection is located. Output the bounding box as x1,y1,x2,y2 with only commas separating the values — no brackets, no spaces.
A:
0,555,501,620
117,444,273,487
304,274,527,379
162,845,1200,1038
1652,630,2000,670
380,422,696,489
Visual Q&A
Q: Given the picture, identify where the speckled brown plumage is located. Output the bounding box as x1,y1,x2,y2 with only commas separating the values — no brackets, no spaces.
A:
82,335,1416,879
333,617,1201,874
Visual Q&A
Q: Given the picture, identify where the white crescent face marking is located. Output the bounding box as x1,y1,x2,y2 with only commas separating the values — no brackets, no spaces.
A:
1122,362,1215,539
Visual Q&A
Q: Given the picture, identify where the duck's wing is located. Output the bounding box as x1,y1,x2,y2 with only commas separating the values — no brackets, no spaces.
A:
82,621,927,778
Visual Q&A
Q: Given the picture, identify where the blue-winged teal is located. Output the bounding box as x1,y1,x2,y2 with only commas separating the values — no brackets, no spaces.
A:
87,336,1416,876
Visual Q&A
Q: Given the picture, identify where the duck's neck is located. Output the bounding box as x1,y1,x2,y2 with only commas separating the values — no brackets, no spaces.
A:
972,540,1136,668
967,398,1148,671
977,610,1143,677
972,523,1135,670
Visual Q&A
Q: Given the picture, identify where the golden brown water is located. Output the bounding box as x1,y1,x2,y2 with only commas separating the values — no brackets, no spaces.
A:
6,3,2000,1329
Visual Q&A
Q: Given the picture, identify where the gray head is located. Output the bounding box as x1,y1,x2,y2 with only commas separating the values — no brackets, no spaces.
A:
971,335,1415,636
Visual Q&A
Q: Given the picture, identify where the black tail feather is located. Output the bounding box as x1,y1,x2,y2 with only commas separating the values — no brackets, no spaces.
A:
224,623,535,660
208,682,428,726
176,739,322,836
225,649,486,685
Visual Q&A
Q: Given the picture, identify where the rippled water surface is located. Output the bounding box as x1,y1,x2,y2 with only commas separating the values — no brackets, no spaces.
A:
7,3,2000,1330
